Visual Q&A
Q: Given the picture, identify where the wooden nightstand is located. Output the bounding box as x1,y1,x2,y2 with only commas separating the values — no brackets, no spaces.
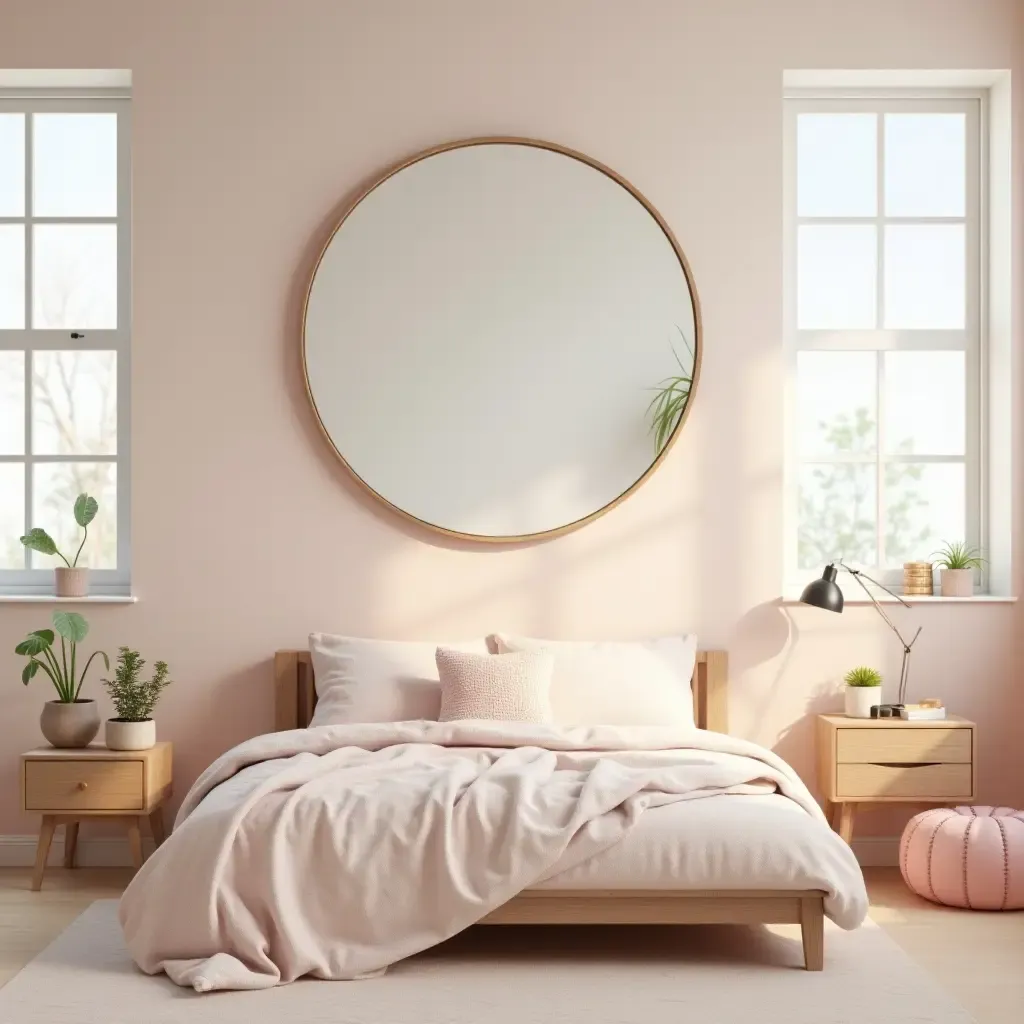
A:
21,742,173,891
817,714,975,844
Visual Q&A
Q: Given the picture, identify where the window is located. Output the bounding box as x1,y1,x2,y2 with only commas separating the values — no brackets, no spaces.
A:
785,92,983,590
0,92,130,595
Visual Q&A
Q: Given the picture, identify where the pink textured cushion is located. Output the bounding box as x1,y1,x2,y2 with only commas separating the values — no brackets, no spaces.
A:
900,806,1024,910
435,648,553,723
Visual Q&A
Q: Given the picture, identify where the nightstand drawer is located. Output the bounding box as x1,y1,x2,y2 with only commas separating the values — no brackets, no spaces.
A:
24,760,144,811
836,762,972,800
837,728,971,765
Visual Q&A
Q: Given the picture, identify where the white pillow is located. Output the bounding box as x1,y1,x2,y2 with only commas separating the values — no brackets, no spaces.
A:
436,647,553,723
487,634,698,729
308,633,489,726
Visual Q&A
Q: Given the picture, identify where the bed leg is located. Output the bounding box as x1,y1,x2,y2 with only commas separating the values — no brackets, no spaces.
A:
800,896,824,971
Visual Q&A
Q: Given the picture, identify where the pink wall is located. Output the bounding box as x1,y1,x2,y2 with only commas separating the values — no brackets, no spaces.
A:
2,0,1022,839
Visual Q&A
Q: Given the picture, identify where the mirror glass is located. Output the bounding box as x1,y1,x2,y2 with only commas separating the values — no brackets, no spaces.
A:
303,140,700,540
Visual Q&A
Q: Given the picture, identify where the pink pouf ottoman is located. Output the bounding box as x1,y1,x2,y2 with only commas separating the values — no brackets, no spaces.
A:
901,806,1024,910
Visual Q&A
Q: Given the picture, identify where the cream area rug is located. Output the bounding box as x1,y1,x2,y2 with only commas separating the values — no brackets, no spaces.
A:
0,901,973,1024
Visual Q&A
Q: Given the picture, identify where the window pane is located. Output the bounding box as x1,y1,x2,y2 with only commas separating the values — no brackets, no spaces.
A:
0,224,25,328
32,224,117,329
885,114,965,217
884,462,965,566
0,114,25,216
884,224,964,329
797,351,877,457
32,351,117,455
31,462,116,569
797,225,877,329
0,463,25,569
33,113,117,217
0,351,25,455
884,351,965,456
797,113,877,217
799,463,877,569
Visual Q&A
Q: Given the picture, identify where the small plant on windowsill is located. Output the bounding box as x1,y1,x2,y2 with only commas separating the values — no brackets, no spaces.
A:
932,541,985,598
102,647,172,751
19,493,99,598
843,666,882,719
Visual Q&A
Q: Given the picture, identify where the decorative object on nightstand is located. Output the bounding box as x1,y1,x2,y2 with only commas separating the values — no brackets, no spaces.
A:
14,611,109,748
800,562,922,713
843,666,882,719
817,714,975,845
900,805,1024,910
18,492,100,597
102,648,172,751
902,561,933,596
932,540,984,597
21,742,172,891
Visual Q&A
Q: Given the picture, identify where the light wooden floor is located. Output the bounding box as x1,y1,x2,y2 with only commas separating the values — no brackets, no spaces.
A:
0,866,1020,1020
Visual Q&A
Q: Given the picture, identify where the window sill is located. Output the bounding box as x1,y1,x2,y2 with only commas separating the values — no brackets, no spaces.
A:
781,593,1017,605
0,594,138,603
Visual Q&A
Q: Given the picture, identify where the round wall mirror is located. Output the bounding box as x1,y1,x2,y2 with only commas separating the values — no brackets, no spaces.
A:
303,138,701,541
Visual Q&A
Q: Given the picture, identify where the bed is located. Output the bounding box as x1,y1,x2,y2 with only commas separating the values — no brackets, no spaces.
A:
271,647,833,971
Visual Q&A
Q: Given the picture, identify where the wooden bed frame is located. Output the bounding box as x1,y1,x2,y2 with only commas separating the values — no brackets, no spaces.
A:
273,648,826,970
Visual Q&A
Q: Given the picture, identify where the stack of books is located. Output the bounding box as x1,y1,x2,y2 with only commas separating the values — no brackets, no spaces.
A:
903,561,934,596
900,700,946,721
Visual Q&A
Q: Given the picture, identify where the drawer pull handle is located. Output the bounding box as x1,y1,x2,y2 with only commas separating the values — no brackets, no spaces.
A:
76,781,88,791
874,762,939,769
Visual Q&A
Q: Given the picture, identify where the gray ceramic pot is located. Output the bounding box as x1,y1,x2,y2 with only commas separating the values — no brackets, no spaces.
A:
40,700,100,748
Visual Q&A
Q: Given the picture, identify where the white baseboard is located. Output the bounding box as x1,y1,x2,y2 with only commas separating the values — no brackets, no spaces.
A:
851,836,900,867
0,833,899,869
0,834,155,868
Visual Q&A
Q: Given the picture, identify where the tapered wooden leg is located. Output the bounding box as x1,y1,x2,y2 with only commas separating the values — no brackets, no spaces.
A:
800,896,825,971
126,818,144,871
31,816,57,891
148,807,166,847
837,802,856,844
63,821,80,869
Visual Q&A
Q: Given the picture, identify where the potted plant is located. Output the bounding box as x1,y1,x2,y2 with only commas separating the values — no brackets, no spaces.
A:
933,541,984,598
844,666,882,719
19,493,99,597
15,612,109,747
102,648,172,750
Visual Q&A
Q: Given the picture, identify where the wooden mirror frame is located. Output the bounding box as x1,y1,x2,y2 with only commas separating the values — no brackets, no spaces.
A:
301,137,703,543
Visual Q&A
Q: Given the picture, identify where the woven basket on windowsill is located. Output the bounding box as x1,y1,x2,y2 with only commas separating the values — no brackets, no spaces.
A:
903,561,934,596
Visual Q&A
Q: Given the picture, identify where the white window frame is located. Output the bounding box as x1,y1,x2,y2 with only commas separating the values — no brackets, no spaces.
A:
0,88,131,596
783,88,986,593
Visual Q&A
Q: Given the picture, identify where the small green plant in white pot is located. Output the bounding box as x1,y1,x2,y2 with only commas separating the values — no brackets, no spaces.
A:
844,666,882,719
19,493,99,597
933,541,984,598
102,648,172,751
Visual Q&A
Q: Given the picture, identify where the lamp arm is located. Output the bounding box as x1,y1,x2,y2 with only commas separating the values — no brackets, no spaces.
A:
838,561,915,651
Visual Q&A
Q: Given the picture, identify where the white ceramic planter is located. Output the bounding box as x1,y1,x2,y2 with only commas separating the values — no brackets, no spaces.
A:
105,718,156,751
54,567,89,597
940,568,974,597
845,686,881,719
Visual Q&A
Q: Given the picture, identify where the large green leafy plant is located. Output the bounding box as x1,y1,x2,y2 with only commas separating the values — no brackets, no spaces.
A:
15,611,109,703
19,493,99,568
102,648,172,722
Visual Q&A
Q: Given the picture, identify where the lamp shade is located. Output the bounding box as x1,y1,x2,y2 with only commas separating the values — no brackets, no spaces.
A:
800,564,844,613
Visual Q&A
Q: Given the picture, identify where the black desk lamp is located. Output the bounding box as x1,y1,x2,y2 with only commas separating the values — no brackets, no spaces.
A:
799,562,922,711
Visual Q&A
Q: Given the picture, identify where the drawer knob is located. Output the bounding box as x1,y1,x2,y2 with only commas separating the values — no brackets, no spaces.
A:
76,781,88,791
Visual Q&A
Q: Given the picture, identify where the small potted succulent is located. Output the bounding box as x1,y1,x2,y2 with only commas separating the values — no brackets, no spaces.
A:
102,648,172,750
844,666,882,719
19,493,99,597
15,612,109,747
933,541,984,598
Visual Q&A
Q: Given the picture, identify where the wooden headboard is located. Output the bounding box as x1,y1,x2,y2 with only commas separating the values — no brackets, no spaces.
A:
273,649,729,734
